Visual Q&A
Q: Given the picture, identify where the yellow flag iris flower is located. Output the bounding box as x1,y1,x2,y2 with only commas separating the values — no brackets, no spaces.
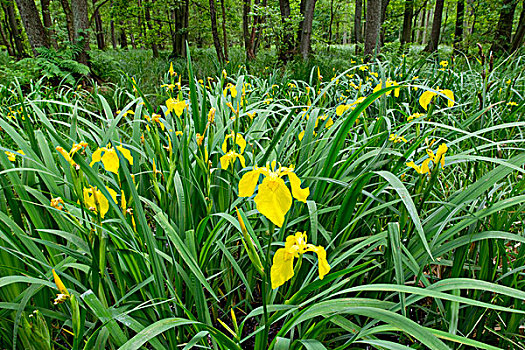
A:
406,143,448,175
56,141,87,166
52,269,70,304
373,79,400,97
221,132,246,154
83,186,117,219
223,83,238,98
238,161,309,227
166,98,187,117
271,232,330,289
90,144,133,174
220,150,246,170
419,88,454,111
5,150,25,162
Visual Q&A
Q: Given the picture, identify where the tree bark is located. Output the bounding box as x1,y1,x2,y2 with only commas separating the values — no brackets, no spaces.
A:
4,0,25,56
400,0,413,47
424,0,444,52
491,0,518,53
169,0,188,58
453,0,464,48
354,0,362,43
120,29,128,48
511,4,525,52
14,0,49,54
364,0,382,60
209,0,224,62
92,0,105,50
299,0,316,59
41,0,58,48
144,0,159,57
220,0,229,60
379,0,390,47
278,0,293,62
71,0,91,64
110,0,117,49
59,0,75,42
243,0,254,59
0,19,14,56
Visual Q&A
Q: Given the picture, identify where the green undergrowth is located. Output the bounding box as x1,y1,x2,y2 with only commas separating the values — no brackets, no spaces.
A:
0,48,524,349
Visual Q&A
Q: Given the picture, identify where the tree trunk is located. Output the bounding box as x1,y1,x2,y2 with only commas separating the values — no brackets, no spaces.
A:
379,0,390,47
110,0,117,49
278,0,293,62
453,0,464,48
364,0,382,60
491,0,518,53
243,0,253,59
400,0,413,47
220,0,229,60
92,0,105,50
299,0,316,59
253,0,267,54
41,0,58,48
209,0,224,62
145,0,159,57
14,0,49,54
120,27,128,49
59,0,75,42
71,0,91,65
424,0,444,52
354,0,362,44
4,0,26,56
511,4,525,52
0,20,14,56
328,0,334,48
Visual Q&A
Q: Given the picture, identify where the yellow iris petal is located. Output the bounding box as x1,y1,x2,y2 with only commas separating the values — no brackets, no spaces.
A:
419,91,436,111
284,171,309,203
435,143,448,167
52,269,70,296
101,148,120,174
116,145,134,165
254,176,292,227
315,246,331,279
90,148,104,167
238,169,261,197
270,248,295,289
442,89,455,107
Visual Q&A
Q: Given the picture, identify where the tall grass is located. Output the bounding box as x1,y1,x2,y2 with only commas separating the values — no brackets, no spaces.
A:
0,48,524,349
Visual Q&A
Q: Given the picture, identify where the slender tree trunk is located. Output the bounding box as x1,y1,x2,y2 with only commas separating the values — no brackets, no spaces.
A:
278,0,293,62
299,0,316,59
296,0,306,48
400,0,413,47
120,27,128,49
328,0,334,48
424,0,444,52
453,0,464,48
92,0,105,50
243,0,253,59
0,20,14,56
71,0,91,64
253,0,267,54
59,0,75,42
354,0,362,44
220,0,229,60
5,1,25,56
41,0,58,48
364,0,382,60
511,4,525,52
14,0,49,54
379,0,390,47
145,0,159,57
491,0,518,53
110,0,117,49
209,0,224,62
